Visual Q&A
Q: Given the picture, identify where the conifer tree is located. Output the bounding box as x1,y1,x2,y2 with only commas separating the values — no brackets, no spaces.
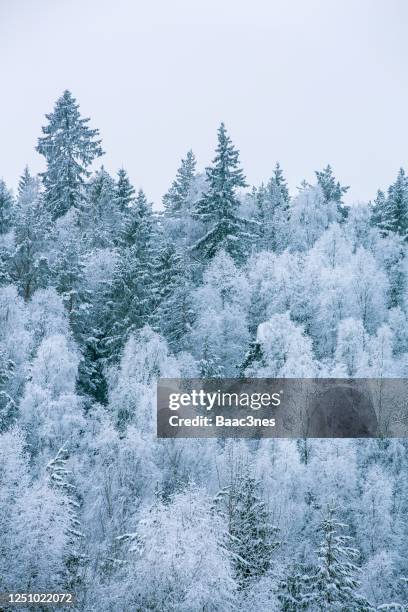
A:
83,166,117,247
193,123,253,263
76,324,109,405
53,230,89,327
307,506,373,611
315,165,349,220
278,563,315,611
47,445,83,541
372,169,408,239
115,167,135,212
240,339,265,375
273,161,290,204
163,149,196,216
87,166,116,218
0,245,11,287
198,337,224,377
255,162,290,250
370,189,386,229
37,90,103,219
0,180,13,234
46,445,84,589
106,189,157,358
214,463,279,587
17,166,33,198
150,240,194,351
0,348,17,432
10,177,51,300
118,187,149,247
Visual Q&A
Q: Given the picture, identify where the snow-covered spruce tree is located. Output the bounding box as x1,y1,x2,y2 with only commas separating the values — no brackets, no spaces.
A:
0,179,13,234
10,176,52,301
273,161,290,203
52,239,104,402
371,189,387,230
106,189,157,360
0,246,10,287
82,166,119,248
117,187,153,248
150,239,194,351
278,562,316,611
162,150,204,269
371,168,408,239
214,461,279,588
17,166,33,198
36,90,103,219
47,444,84,589
255,162,290,251
75,247,118,404
378,234,407,309
193,122,254,263
163,149,196,217
52,212,89,326
115,167,135,213
198,336,224,377
307,506,373,611
315,164,349,220
0,346,17,432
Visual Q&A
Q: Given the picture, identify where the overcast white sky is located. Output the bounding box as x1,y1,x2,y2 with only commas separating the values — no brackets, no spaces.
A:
1,0,408,205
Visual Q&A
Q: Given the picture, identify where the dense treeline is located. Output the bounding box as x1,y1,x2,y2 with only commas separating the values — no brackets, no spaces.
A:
0,90,407,610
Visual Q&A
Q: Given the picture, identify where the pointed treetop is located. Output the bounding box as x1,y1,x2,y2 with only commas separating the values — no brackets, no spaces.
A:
88,165,115,200
36,90,104,218
18,166,34,198
273,162,290,203
371,167,408,237
193,123,252,262
163,149,196,215
135,188,152,216
209,122,247,190
116,168,135,211
315,164,349,204
0,179,14,234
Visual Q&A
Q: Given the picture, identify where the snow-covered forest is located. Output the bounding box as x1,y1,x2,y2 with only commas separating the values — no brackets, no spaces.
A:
0,90,408,611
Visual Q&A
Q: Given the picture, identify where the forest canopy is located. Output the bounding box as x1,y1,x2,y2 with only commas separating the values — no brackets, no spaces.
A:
0,91,407,611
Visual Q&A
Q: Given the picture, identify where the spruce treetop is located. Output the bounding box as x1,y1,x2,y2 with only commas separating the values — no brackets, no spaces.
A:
36,90,104,219
198,122,247,222
315,164,349,204
193,123,253,262
371,168,408,238
18,166,34,198
273,161,290,204
163,149,196,215
115,168,135,212
0,180,14,234
386,167,408,236
315,164,349,220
